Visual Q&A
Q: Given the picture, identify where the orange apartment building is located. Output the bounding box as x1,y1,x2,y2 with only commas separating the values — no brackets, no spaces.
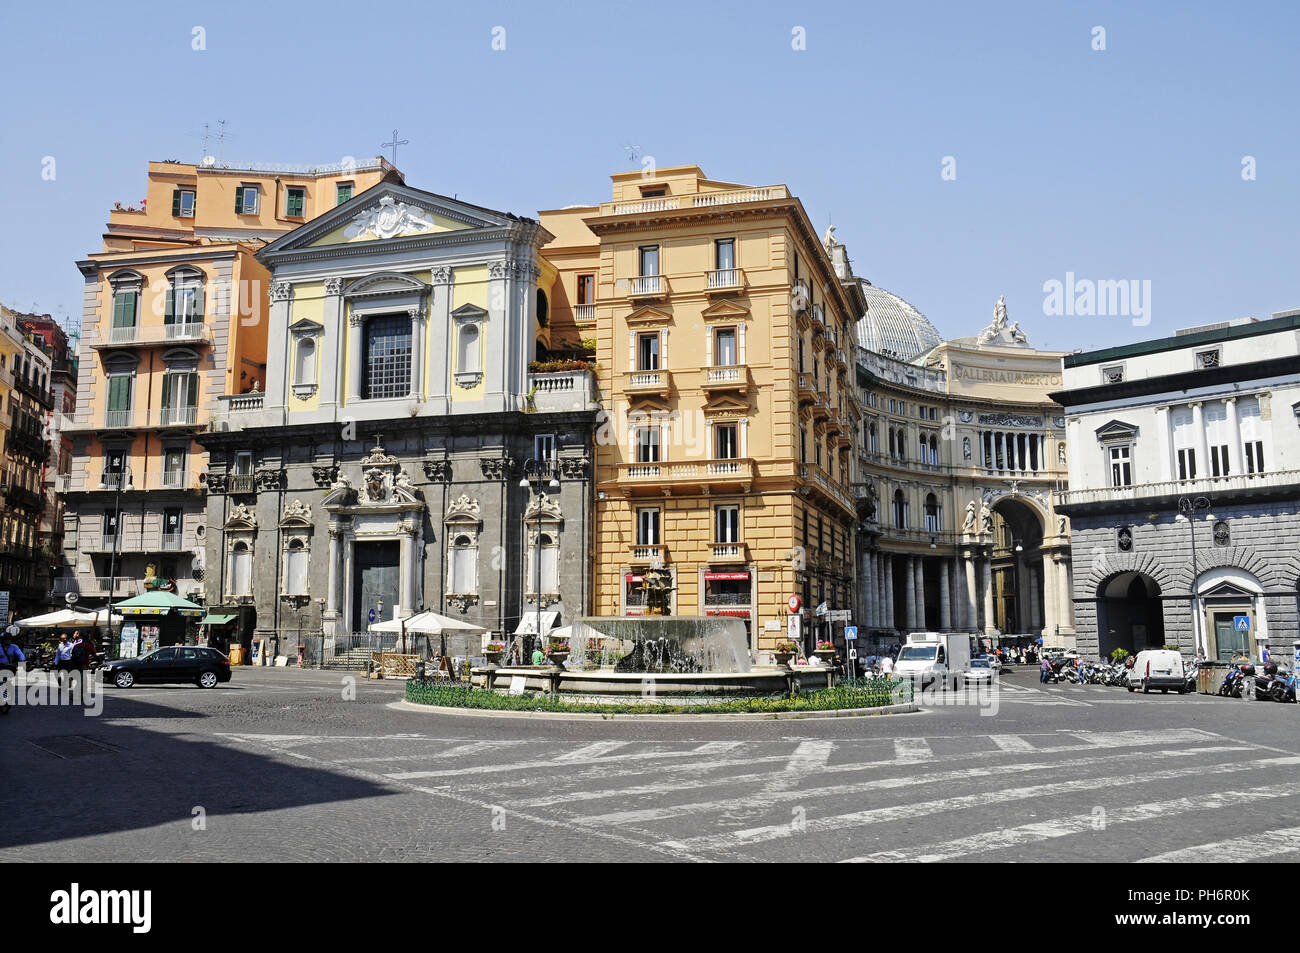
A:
540,166,865,652
58,157,398,607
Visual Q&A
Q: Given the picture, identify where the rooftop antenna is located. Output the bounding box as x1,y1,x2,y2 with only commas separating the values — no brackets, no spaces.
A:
381,129,408,166
624,144,642,165
215,119,229,162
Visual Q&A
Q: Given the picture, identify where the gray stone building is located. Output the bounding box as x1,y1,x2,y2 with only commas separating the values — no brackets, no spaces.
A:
1053,311,1300,666
198,180,599,658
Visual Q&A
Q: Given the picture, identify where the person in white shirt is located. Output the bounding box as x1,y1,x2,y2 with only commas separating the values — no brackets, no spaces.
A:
880,655,894,676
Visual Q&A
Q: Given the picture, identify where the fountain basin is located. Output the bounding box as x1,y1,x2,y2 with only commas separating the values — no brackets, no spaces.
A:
470,665,834,700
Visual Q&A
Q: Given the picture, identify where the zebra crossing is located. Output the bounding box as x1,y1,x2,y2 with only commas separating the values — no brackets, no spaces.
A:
219,725,1300,863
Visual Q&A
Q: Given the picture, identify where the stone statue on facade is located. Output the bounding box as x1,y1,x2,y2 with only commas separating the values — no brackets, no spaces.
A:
962,500,977,533
822,224,838,250
979,501,993,535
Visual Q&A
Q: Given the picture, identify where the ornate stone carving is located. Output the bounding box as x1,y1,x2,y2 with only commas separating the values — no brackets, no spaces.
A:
445,494,481,523
422,459,450,482
363,467,387,502
446,593,478,614
524,493,563,522
431,266,452,285
206,473,227,494
977,413,1043,428
1052,415,1066,429
311,465,339,488
979,501,993,535
282,499,311,523
269,281,292,302
360,441,399,467
976,295,1030,347
962,500,977,533
958,410,974,424
479,457,516,481
344,195,436,241
226,503,257,528
558,456,590,480
324,276,345,296
255,467,285,491
395,469,414,492
348,310,367,327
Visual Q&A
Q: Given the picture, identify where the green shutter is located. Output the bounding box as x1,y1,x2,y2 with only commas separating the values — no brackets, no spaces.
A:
160,374,172,411
186,373,198,408
107,375,130,412
164,288,175,324
112,292,136,328
193,283,204,321
172,189,181,216
234,190,243,214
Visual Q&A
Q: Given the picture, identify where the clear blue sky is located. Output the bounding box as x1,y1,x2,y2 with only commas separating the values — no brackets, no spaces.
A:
2,0,1297,351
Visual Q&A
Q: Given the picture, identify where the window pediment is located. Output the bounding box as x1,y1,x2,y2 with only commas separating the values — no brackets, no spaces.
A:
701,299,750,322
1201,581,1255,600
289,317,324,337
345,271,430,300
452,303,488,324
1095,419,1139,442
624,305,672,327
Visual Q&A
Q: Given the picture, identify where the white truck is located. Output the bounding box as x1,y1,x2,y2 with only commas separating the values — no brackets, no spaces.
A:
893,632,973,690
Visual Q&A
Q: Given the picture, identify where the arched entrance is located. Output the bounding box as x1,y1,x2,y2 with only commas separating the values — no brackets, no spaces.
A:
1097,572,1165,658
989,498,1044,635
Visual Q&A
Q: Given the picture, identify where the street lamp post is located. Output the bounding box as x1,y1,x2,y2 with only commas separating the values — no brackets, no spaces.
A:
1179,496,1210,656
518,458,559,658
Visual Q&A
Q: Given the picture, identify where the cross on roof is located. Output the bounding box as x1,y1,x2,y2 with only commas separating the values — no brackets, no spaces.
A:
381,129,408,165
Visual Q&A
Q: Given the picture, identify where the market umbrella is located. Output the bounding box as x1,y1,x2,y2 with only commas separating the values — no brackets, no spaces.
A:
369,611,486,635
14,608,100,628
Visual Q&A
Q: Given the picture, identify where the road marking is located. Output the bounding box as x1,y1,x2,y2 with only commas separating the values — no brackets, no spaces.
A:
555,742,629,762
845,783,1300,863
1137,826,1300,863
386,741,745,780
893,738,933,762
988,734,1035,753
658,756,1300,854
1068,729,1215,747
566,745,1242,827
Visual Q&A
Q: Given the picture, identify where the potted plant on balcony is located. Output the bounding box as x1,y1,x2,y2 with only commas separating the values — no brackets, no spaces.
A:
483,642,506,666
774,640,799,666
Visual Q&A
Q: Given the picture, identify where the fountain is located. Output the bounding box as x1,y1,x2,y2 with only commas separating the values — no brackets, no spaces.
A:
470,615,833,703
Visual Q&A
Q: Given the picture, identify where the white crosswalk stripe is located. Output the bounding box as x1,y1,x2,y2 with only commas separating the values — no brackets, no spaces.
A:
893,738,933,762
1136,825,1300,863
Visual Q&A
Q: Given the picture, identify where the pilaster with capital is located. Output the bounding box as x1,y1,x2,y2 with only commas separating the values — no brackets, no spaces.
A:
321,277,345,412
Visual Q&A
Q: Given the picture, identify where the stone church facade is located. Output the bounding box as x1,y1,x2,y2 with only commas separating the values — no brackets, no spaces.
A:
198,180,598,656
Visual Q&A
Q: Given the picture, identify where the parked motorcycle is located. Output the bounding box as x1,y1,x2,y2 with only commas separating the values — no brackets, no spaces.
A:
1255,664,1295,703
1218,666,1248,698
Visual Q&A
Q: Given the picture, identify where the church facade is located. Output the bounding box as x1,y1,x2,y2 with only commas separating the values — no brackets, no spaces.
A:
198,180,599,657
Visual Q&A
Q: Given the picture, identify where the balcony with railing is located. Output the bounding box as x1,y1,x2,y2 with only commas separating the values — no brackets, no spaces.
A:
91,323,214,349
48,575,141,598
797,373,817,403
210,393,267,432
701,364,750,394
617,458,754,490
800,464,855,516
705,268,744,293
709,542,748,564
623,368,672,396
161,532,184,551
572,303,596,323
227,474,257,494
626,275,666,298
602,185,789,217
1055,467,1300,511
158,406,199,428
527,368,598,412
157,469,188,489
628,543,666,565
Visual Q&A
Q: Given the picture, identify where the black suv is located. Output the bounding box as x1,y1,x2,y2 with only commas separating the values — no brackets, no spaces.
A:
103,646,233,689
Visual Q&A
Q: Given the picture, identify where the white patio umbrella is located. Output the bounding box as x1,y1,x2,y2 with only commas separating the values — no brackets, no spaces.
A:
369,610,486,635
14,608,102,629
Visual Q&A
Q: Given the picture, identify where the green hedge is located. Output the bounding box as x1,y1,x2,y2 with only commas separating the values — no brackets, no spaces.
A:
404,677,911,715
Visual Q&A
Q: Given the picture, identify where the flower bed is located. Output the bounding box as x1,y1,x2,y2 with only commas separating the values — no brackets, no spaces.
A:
404,677,911,715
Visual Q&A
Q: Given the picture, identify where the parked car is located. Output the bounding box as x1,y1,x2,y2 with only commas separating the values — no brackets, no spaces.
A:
964,656,998,685
1126,649,1186,694
103,646,232,689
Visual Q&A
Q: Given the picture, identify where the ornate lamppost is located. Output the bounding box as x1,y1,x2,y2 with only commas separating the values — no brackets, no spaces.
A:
1178,496,1210,656
518,458,559,656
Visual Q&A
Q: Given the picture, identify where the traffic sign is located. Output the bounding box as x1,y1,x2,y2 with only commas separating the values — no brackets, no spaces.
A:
848,649,858,661
845,626,858,641
1234,615,1250,632
368,608,377,624
828,609,852,622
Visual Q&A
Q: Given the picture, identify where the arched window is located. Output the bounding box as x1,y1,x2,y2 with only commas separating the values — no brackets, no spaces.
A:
529,532,559,597
295,337,316,387
285,538,308,595
451,534,477,594
925,493,941,532
929,435,938,465
536,289,549,328
893,489,908,529
231,541,252,596
888,428,896,456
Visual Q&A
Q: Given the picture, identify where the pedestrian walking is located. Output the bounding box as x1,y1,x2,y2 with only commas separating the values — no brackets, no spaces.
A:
1040,656,1051,683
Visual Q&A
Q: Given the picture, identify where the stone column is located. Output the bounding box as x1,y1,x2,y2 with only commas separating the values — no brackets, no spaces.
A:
347,311,365,404
964,552,978,631
915,558,926,630
265,281,293,417
1225,397,1243,476
1191,402,1209,478
982,556,997,636
320,277,344,414
1007,433,1016,472
1026,557,1041,631
409,305,427,400
902,556,916,630
1057,557,1075,634
323,524,341,636
427,267,453,415
399,528,414,619
884,555,895,631
868,551,878,628
939,559,951,630
1042,550,1059,640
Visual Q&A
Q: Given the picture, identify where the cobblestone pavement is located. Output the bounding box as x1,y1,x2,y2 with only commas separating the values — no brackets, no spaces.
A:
3,665,1299,862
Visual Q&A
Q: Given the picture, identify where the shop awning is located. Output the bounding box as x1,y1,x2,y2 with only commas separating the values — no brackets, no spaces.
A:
114,591,206,617
199,613,236,625
513,611,560,635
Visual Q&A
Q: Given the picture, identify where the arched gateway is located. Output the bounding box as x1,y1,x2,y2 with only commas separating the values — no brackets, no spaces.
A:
1096,571,1166,659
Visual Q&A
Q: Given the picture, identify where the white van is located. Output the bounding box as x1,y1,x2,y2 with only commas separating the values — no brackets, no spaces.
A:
1127,649,1186,694
894,633,972,690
